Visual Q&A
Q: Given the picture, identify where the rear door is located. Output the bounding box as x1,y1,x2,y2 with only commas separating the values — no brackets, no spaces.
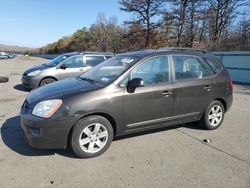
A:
58,55,85,79
171,55,214,121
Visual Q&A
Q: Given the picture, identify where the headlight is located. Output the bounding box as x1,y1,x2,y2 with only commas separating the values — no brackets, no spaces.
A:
32,99,62,118
27,70,41,76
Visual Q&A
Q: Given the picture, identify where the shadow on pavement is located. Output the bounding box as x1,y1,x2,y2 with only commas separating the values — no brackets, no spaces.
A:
0,116,78,158
1,116,203,158
13,84,30,92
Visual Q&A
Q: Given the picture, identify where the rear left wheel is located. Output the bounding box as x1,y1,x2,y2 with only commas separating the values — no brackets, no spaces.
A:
71,115,113,158
201,101,225,130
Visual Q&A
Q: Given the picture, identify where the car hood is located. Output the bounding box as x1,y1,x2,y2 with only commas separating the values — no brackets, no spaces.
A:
27,78,101,105
23,63,51,76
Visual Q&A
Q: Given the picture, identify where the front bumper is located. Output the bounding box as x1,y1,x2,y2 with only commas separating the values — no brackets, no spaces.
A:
21,114,74,149
22,75,41,89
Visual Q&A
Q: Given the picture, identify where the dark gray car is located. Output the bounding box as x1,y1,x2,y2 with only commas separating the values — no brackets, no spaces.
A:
20,48,233,158
22,52,113,89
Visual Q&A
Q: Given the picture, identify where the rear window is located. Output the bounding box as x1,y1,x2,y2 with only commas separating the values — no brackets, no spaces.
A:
205,58,222,74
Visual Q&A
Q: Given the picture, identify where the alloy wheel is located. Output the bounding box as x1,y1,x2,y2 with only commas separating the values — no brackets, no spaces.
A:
208,105,223,127
79,123,108,154
41,80,53,86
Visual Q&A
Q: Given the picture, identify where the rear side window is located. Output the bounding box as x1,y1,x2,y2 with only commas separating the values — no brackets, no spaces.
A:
86,56,105,67
172,55,211,80
205,58,222,74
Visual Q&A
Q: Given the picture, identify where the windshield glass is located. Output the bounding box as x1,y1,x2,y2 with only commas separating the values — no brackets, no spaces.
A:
47,55,68,66
80,56,138,85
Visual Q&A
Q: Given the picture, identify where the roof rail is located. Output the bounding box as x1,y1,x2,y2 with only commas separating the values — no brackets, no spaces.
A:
80,51,114,55
157,47,208,54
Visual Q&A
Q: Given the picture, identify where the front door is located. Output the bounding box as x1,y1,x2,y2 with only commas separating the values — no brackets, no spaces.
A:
123,56,174,130
58,55,85,80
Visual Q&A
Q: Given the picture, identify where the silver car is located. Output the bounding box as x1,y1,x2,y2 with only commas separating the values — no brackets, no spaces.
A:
0,52,9,59
22,52,113,89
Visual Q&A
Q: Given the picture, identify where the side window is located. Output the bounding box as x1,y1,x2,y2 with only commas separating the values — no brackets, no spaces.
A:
63,55,83,68
173,56,211,80
86,56,105,67
105,56,113,59
205,58,222,74
131,56,169,86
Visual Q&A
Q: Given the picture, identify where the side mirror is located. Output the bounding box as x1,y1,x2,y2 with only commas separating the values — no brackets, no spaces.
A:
60,64,67,69
127,78,144,93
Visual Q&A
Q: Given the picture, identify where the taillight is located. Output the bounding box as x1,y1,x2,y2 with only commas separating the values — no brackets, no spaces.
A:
230,79,234,96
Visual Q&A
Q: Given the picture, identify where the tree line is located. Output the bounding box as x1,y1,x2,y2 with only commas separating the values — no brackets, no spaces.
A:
35,0,250,54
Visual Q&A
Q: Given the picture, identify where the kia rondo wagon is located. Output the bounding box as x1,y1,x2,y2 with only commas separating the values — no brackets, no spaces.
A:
22,52,113,89
20,48,233,158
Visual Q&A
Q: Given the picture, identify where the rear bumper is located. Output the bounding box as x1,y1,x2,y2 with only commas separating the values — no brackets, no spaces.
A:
21,114,74,149
225,95,233,112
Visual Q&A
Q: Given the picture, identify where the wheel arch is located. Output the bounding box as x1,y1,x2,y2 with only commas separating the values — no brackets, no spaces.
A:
214,98,227,112
199,98,228,120
67,112,118,148
39,76,58,86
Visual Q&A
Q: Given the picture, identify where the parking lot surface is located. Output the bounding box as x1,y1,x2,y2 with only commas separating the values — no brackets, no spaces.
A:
0,56,250,188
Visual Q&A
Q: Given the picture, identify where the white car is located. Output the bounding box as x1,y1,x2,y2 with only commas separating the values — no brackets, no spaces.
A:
0,52,8,59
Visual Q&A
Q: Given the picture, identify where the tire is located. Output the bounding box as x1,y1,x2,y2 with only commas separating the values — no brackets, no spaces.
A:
201,100,225,130
40,78,56,87
71,115,114,158
0,76,9,83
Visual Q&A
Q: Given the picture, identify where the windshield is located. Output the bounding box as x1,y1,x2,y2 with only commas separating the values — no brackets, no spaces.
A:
80,56,138,85
47,54,69,66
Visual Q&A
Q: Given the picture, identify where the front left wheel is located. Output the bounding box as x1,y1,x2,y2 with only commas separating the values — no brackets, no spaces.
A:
40,78,56,87
71,115,114,158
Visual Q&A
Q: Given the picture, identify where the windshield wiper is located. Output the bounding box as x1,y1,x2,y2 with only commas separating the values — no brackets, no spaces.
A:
79,77,96,84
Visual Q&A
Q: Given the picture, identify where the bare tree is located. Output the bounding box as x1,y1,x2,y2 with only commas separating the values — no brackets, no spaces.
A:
166,0,206,47
174,0,188,46
119,0,166,48
206,0,250,48
236,17,250,50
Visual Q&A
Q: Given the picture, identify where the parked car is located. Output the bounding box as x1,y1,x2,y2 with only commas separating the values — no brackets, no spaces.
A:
0,55,8,59
7,53,16,58
22,52,113,89
0,52,8,59
20,48,233,158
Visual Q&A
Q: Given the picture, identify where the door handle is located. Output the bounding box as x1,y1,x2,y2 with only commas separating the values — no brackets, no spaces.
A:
162,91,172,97
204,85,212,91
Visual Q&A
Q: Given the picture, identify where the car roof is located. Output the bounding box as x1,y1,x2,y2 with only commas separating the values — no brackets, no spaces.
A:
118,48,217,59
63,51,114,57
80,51,114,55
63,52,80,56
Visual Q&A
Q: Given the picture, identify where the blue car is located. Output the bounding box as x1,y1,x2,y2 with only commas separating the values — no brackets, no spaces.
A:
7,53,16,58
